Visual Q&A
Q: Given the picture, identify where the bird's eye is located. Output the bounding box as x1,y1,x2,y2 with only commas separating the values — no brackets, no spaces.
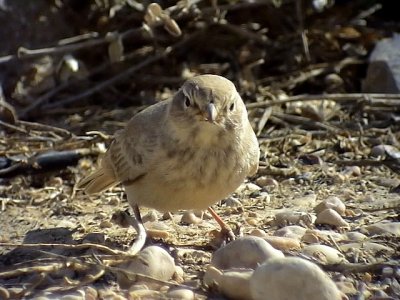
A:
184,96,191,108
229,102,235,111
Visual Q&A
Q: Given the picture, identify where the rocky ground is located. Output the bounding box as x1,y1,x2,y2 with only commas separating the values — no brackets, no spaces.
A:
0,1,400,299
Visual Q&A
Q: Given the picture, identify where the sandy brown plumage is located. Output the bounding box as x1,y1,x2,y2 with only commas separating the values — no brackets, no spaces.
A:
78,74,259,250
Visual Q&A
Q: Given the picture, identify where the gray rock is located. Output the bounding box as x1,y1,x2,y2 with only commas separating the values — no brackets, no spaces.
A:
363,34,400,93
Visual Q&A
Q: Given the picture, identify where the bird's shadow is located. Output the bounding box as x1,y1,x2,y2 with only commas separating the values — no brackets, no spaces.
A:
0,227,127,297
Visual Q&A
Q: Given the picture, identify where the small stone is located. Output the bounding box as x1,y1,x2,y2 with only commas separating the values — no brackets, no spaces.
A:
382,267,394,277
314,196,346,216
181,212,203,225
274,210,315,227
128,290,162,298
116,246,175,288
145,221,171,239
166,288,195,300
128,284,149,291
211,236,284,270
225,197,242,207
142,210,158,223
315,209,349,228
249,228,268,238
255,176,279,189
342,166,361,177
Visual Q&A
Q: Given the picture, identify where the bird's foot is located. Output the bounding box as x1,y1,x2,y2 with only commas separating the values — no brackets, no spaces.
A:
209,225,236,249
111,209,147,255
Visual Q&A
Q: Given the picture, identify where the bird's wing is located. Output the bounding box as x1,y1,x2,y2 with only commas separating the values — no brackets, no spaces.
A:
78,101,168,194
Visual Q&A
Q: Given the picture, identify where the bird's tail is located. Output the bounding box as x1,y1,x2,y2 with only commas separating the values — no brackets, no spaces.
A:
77,157,118,194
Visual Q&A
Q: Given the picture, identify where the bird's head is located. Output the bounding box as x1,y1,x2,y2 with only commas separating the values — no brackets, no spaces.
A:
169,74,247,135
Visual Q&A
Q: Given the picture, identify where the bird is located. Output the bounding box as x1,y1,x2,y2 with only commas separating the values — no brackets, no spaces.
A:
78,74,259,253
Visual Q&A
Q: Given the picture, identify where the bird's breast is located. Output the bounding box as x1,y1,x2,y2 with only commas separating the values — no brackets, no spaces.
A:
125,141,248,211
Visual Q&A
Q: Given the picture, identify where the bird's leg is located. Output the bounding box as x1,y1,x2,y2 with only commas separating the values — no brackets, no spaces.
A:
208,207,235,242
123,205,147,254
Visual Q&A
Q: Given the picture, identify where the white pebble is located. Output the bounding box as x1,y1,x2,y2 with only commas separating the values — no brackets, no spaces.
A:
224,197,242,207
166,288,195,300
274,210,315,227
314,196,346,215
181,211,203,225
211,236,284,270
116,246,175,288
315,209,349,228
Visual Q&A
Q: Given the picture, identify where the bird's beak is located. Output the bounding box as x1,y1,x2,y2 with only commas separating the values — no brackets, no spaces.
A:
206,103,217,123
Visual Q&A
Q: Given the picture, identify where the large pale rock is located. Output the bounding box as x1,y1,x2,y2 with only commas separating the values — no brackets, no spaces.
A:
363,34,400,93
250,257,343,300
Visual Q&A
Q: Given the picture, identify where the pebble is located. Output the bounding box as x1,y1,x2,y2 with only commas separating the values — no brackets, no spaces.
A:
166,288,195,300
302,244,347,264
211,236,284,270
144,222,171,239
128,289,162,298
255,176,279,189
181,211,203,225
236,182,262,194
116,246,176,288
99,220,113,228
382,267,394,277
314,196,346,215
315,208,349,228
249,228,268,238
342,166,361,177
224,197,242,207
142,210,158,223
250,257,343,300
274,210,315,227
